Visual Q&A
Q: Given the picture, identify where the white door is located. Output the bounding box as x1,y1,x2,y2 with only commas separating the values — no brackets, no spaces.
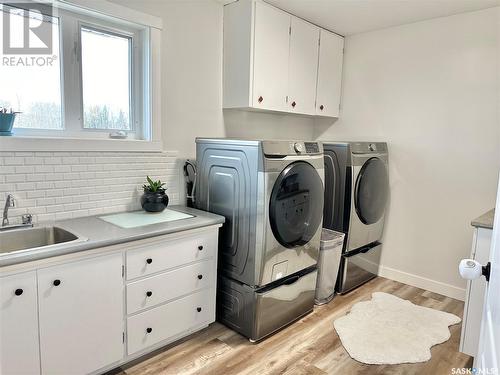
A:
316,29,344,117
38,254,124,375
0,271,40,375
287,16,320,115
252,1,290,112
476,179,500,371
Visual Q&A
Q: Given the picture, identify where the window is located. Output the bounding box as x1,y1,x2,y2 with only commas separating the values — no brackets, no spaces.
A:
0,2,152,141
81,27,132,131
0,6,62,130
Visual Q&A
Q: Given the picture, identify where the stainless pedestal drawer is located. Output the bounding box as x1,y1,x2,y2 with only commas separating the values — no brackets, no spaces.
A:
337,243,381,294
217,267,317,342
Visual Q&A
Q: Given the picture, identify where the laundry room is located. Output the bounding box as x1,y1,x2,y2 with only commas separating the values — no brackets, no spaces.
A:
0,1,499,375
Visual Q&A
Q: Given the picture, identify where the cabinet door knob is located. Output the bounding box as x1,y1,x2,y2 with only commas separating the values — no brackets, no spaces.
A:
198,245,203,251
146,258,153,264
14,288,23,296
258,96,263,103
197,274,203,280
319,105,324,110
146,327,153,334
197,307,202,312
53,279,61,287
291,101,296,108
146,291,153,297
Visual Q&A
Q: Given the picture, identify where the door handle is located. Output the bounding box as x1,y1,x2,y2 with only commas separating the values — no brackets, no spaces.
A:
459,259,491,282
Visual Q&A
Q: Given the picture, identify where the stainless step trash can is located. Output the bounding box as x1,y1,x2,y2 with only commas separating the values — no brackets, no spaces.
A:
315,229,345,305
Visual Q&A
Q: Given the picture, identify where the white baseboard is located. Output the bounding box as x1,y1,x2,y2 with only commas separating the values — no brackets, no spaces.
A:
378,265,466,301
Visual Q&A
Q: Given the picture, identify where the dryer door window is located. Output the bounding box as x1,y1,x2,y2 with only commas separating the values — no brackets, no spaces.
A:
354,157,389,225
269,161,324,248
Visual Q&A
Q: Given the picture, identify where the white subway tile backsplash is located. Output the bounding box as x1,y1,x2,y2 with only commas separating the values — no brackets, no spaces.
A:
0,151,179,224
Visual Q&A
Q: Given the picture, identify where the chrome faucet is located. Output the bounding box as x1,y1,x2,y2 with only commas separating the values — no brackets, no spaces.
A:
2,194,15,226
1,194,33,230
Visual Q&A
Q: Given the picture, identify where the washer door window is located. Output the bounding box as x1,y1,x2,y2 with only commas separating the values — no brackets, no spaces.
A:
354,157,389,225
269,161,324,248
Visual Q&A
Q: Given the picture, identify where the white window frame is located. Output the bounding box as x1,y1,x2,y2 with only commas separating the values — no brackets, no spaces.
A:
0,0,163,152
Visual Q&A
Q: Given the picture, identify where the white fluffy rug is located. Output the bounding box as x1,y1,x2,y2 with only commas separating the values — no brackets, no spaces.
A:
333,292,461,365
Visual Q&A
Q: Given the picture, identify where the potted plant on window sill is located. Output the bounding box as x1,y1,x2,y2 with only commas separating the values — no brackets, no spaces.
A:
0,108,20,136
141,176,169,212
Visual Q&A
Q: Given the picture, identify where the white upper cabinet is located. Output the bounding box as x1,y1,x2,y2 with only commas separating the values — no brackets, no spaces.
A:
316,29,344,117
0,272,40,375
38,254,124,375
252,1,290,111
288,17,320,115
223,0,344,118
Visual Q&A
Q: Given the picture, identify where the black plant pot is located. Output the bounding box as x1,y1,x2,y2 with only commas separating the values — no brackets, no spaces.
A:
141,191,169,212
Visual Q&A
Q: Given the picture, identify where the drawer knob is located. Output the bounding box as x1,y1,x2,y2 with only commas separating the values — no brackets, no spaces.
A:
146,291,153,297
53,279,61,287
146,327,153,334
319,104,324,111
197,274,203,280
146,258,153,264
198,245,203,251
291,101,296,108
14,288,23,296
258,96,263,103
197,307,202,312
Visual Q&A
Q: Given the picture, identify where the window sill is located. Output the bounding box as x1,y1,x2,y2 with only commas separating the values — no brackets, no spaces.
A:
0,135,163,152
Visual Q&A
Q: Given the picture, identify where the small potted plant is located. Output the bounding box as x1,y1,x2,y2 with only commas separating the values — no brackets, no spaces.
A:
0,108,20,136
141,176,169,212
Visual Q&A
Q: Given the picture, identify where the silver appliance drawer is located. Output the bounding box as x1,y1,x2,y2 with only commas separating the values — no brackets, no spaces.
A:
337,243,381,294
217,268,317,341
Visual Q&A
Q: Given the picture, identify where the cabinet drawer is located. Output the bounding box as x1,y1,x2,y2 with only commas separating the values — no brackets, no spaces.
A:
126,231,217,280
126,260,214,315
127,289,214,355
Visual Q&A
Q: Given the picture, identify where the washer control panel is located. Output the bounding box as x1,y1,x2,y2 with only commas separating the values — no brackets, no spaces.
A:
292,142,321,154
262,140,323,156
304,142,320,154
293,142,304,153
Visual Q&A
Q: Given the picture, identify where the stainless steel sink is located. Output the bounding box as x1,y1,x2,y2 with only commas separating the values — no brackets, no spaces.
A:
0,226,84,254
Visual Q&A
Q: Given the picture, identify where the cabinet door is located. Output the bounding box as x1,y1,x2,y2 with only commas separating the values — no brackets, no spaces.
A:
0,272,40,375
316,30,344,117
252,1,290,111
38,254,124,375
288,17,320,115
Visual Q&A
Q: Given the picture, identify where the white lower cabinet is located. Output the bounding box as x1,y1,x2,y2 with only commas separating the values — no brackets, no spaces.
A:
38,253,124,375
127,289,214,355
0,227,219,375
0,271,40,375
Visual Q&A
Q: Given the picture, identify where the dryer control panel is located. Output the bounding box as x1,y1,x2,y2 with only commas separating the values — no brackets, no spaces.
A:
350,142,388,154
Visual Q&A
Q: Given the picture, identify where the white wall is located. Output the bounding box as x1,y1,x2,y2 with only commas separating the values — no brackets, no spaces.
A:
115,0,226,159
315,7,500,299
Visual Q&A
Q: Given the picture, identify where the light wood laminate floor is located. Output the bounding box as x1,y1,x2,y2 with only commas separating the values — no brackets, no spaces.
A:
110,277,472,375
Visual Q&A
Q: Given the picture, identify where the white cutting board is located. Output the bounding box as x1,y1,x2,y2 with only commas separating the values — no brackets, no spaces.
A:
99,209,194,229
